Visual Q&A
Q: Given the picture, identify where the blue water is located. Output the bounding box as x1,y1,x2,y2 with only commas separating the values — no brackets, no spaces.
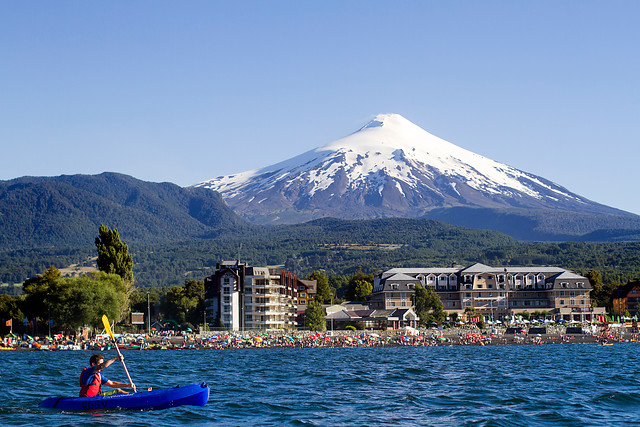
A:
2,344,640,426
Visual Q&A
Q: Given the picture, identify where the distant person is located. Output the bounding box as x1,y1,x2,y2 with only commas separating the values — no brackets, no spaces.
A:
79,353,136,397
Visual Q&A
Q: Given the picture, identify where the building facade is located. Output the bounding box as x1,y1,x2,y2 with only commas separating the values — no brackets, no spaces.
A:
612,281,640,317
373,263,605,322
204,261,298,331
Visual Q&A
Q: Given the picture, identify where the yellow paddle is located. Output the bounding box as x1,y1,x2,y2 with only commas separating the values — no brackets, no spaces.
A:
101,314,135,392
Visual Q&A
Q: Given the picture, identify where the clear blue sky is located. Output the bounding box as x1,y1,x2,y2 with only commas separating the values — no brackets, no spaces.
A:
2,2,638,214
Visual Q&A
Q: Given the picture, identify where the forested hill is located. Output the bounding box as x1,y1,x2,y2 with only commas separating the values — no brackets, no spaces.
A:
0,172,251,250
1,216,640,289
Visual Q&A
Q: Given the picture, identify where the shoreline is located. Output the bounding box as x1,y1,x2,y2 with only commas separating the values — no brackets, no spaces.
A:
2,329,631,351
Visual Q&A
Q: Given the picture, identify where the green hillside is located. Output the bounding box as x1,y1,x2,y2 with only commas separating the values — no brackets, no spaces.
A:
2,217,639,290
0,172,250,250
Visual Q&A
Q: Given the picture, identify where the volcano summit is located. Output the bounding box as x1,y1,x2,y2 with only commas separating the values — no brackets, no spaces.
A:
195,114,638,240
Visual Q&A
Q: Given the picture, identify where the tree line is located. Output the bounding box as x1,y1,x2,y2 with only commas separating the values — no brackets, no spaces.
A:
2,222,640,335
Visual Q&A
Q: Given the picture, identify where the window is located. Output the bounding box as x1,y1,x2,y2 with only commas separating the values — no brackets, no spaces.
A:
560,300,565,305
300,293,306,298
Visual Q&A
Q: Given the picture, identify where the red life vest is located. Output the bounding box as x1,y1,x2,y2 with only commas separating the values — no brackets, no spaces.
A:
79,367,102,397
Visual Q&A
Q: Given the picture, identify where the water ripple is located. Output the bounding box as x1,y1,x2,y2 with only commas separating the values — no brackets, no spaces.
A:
3,344,640,425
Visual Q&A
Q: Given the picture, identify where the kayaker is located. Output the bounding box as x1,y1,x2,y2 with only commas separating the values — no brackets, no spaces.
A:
79,353,136,397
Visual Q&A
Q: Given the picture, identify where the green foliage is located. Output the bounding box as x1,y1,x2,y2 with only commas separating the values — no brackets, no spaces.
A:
0,294,24,325
307,271,333,303
21,268,127,331
305,299,326,331
413,284,445,325
96,224,136,321
161,280,205,325
95,225,134,284
345,268,374,301
0,173,249,251
21,266,61,319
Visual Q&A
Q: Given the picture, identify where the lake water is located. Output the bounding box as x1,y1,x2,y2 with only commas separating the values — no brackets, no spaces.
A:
2,344,640,426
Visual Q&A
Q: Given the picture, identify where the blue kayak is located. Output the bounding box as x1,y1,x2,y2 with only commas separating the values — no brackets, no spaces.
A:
39,382,209,411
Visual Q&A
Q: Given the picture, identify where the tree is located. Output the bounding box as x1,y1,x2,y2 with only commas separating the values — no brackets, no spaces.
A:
162,280,205,326
345,267,374,301
0,295,24,330
305,299,326,331
95,225,133,283
22,266,61,319
57,272,127,330
24,270,128,331
413,284,445,325
95,225,134,320
307,271,333,303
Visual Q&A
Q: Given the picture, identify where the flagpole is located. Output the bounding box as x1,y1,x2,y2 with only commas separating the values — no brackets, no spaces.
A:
9,318,12,334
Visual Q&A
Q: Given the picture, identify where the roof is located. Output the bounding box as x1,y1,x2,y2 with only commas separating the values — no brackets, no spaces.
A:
459,263,494,274
385,273,419,282
553,271,587,280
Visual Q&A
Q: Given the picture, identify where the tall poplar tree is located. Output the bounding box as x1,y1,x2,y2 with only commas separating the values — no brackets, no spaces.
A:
95,224,134,320
95,225,134,283
305,299,326,331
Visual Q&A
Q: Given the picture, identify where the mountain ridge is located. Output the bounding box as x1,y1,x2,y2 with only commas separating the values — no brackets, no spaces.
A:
0,172,250,250
194,113,639,239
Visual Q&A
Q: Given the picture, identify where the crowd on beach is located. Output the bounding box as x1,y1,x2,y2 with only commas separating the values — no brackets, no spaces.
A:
2,324,636,351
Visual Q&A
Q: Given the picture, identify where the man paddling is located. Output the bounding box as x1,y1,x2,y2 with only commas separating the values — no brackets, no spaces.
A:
79,353,136,397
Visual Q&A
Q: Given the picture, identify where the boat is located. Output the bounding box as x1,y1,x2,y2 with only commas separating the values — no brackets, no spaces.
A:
39,382,209,411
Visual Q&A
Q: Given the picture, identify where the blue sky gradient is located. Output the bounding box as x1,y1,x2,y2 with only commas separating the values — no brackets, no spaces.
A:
1,2,638,214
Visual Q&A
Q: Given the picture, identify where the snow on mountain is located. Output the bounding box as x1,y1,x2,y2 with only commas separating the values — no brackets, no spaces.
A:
194,114,622,224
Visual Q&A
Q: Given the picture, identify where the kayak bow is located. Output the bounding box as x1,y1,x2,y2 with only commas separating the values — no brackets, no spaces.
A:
39,382,209,411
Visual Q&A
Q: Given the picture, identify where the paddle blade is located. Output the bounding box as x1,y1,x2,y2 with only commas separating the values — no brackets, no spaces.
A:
102,315,115,340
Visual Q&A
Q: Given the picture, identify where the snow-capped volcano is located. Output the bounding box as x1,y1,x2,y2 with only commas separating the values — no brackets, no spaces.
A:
195,114,625,225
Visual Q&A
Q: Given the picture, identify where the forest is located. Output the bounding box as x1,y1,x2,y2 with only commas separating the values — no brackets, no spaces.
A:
1,218,639,293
